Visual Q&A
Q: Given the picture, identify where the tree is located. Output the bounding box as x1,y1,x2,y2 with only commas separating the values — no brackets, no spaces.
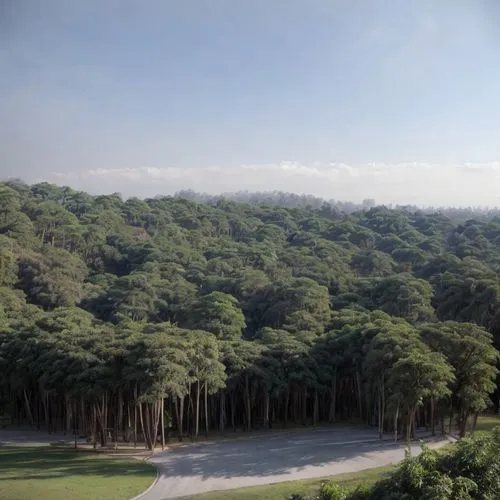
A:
388,351,454,447
188,292,246,339
420,322,499,437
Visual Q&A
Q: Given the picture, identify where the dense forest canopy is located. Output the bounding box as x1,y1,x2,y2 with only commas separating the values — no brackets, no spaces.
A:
0,179,498,449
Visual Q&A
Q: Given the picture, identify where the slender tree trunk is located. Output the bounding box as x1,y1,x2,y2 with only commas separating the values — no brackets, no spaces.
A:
80,397,85,435
153,400,162,450
43,392,49,432
394,399,399,443
356,368,363,420
430,396,435,437
302,385,307,426
117,388,123,440
92,404,98,449
204,384,209,436
381,378,385,436
245,374,251,432
23,389,34,427
179,396,184,441
406,409,414,454
378,391,383,439
195,380,201,439
230,392,236,432
284,388,290,428
138,402,149,450
264,389,270,428
65,394,72,434
471,412,478,434
219,391,225,432
161,398,165,451
313,388,319,426
329,369,337,422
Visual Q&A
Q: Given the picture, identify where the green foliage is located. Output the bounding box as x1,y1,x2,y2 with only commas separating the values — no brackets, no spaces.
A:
319,480,349,499
0,181,499,448
342,430,500,500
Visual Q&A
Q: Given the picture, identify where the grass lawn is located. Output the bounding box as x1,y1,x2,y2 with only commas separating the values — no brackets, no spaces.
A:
0,446,156,500
471,414,500,434
183,465,394,500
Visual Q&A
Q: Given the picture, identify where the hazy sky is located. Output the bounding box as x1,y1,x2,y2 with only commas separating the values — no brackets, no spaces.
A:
1,1,500,205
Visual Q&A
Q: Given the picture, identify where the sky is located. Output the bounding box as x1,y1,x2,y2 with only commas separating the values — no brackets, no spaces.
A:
1,0,500,206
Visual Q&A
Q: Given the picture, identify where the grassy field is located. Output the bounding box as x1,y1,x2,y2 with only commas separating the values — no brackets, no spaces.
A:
470,414,500,434
0,446,156,500
184,465,394,500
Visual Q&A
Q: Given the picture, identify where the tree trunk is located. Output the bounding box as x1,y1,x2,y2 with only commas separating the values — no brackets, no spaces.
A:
394,399,399,443
313,388,319,426
219,392,225,432
380,377,385,436
356,368,363,420
92,404,98,449
195,380,201,439
328,369,337,422
161,398,165,451
430,396,435,437
139,402,150,450
245,374,251,432
263,390,270,428
133,385,138,448
178,396,184,441
153,400,162,450
302,385,307,426
284,389,290,428
378,391,383,439
471,412,478,434
65,394,72,434
117,388,123,441
204,384,209,436
406,409,414,454
23,389,34,427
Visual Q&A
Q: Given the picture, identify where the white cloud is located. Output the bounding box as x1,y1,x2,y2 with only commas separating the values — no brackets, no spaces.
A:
49,161,500,207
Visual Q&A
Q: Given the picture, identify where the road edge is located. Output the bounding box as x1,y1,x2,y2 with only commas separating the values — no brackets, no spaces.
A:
129,460,160,500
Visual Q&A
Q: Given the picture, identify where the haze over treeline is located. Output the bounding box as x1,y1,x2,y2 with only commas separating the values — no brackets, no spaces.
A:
0,179,498,450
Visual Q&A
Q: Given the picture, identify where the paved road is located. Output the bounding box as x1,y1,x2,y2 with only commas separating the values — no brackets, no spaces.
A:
0,428,85,447
139,428,451,499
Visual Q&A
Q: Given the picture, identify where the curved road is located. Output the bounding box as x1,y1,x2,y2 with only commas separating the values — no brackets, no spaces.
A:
139,427,451,499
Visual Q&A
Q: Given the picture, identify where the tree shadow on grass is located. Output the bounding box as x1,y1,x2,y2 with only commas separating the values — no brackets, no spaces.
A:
0,447,154,481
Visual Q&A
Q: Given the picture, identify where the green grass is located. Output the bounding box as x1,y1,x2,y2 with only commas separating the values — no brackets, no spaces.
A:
471,414,500,435
0,446,156,500
183,465,394,500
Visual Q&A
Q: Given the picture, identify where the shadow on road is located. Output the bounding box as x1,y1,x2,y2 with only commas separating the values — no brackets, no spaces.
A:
149,428,420,480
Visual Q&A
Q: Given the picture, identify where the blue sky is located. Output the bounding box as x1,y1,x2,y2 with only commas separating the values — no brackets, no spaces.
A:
1,1,500,205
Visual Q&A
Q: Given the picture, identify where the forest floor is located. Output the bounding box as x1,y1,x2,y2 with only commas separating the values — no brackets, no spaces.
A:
138,426,453,500
0,446,156,500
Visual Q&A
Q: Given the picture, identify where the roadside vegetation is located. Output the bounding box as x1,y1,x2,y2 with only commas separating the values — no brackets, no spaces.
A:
313,426,500,500
183,465,394,500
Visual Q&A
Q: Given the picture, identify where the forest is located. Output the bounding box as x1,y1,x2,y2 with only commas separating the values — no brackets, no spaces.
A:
0,179,498,450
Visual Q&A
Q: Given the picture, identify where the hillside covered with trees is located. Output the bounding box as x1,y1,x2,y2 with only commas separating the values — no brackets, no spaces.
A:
0,180,498,449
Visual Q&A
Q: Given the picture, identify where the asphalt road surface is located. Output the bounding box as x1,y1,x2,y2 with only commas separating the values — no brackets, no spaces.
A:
139,427,451,499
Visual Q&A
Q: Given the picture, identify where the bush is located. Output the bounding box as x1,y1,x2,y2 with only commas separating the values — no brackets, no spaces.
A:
290,429,500,500
319,481,348,500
